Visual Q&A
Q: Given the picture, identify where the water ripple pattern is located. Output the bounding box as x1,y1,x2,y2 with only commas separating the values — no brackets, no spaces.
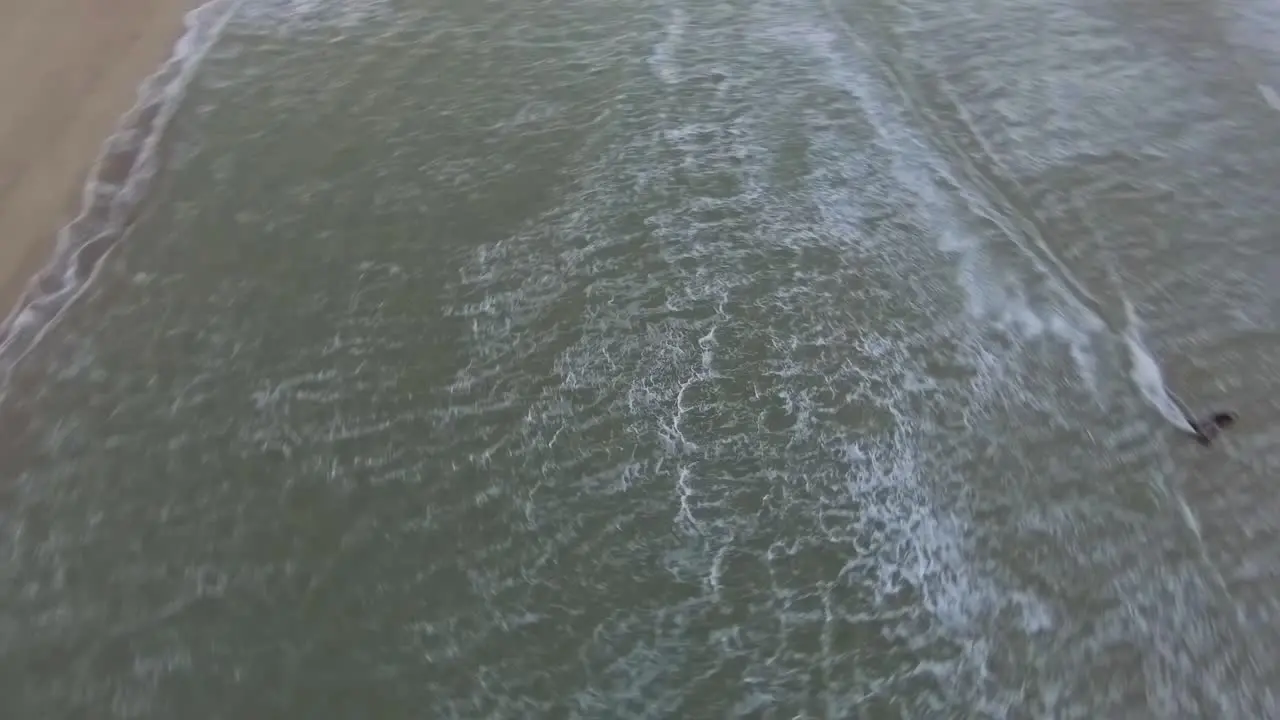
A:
2,0,1280,717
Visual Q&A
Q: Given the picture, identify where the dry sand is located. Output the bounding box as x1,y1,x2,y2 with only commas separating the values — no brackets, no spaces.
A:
0,0,189,319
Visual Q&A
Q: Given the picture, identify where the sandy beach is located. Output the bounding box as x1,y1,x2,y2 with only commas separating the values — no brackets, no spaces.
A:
0,0,189,319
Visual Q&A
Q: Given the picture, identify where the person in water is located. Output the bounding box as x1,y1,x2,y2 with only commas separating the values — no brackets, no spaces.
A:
1189,411,1237,445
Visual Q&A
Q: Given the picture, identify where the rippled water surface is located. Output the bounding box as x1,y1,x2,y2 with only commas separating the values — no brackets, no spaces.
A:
4,0,1280,716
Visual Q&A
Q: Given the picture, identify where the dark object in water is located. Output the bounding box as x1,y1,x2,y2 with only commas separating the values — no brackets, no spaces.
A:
1190,411,1237,445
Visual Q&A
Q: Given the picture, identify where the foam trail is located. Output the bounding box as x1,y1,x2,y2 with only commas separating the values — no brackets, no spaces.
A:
1259,83,1280,112
1120,297,1195,433
0,0,245,394
649,7,685,85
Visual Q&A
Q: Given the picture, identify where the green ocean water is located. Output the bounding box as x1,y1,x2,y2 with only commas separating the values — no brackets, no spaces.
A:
4,0,1280,716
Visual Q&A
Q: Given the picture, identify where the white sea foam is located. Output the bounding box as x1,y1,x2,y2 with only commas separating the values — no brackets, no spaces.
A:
1120,296,1196,433
770,0,1107,395
1260,83,1280,111
0,0,245,394
433,1,1064,710
648,7,686,85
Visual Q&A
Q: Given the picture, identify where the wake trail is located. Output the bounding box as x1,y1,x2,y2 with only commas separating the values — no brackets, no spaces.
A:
818,0,1200,433
1102,252,1197,434
1122,317,1197,434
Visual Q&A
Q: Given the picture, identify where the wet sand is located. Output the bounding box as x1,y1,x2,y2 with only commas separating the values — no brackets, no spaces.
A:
0,0,188,319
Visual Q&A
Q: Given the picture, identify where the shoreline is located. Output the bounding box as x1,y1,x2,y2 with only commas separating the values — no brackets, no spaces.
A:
0,0,192,351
